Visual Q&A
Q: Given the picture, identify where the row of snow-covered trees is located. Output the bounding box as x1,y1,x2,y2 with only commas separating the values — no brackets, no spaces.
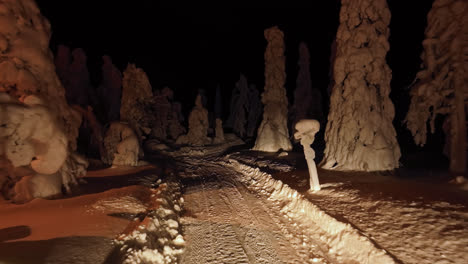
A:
55,0,467,176
325,0,466,174
247,0,466,175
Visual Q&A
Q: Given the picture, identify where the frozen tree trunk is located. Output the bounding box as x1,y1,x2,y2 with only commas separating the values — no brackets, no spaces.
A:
292,42,323,131
321,0,400,171
405,0,467,175
253,26,292,152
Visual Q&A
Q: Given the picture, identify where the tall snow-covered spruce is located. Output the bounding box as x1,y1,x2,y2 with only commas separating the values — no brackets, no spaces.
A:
0,0,87,202
253,26,292,152
291,42,323,130
321,0,400,171
405,0,467,175
121,63,153,141
226,74,249,138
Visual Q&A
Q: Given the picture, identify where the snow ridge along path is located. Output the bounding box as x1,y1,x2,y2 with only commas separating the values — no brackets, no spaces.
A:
178,155,397,264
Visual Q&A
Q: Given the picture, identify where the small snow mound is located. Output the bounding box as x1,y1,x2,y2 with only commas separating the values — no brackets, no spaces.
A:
91,196,147,214
114,177,185,264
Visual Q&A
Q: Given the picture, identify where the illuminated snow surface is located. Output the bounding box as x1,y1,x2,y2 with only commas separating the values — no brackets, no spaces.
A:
1,149,467,264
179,155,395,264
230,152,468,264
0,165,185,264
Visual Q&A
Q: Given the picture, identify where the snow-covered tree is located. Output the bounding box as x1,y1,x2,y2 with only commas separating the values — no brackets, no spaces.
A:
67,48,92,106
55,46,92,106
246,84,262,138
0,0,86,202
253,26,292,152
121,63,153,141
291,42,323,131
321,0,400,171
98,55,122,123
405,0,467,175
176,95,210,146
152,87,173,140
226,74,249,138
214,84,223,119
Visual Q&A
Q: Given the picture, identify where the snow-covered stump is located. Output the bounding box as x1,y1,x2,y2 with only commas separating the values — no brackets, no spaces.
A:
321,0,400,171
253,26,292,152
405,0,468,176
102,122,140,167
294,120,321,191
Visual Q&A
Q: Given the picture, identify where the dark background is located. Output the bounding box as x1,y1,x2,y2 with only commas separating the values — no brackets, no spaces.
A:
35,0,444,165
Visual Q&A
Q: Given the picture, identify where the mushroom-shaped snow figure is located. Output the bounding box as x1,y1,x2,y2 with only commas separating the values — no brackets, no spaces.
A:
294,119,321,191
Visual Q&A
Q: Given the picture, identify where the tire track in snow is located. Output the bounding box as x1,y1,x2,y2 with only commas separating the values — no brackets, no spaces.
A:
179,157,321,264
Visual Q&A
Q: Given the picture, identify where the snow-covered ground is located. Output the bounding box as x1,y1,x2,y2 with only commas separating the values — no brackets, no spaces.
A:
305,175,468,264
114,176,185,264
177,155,396,263
228,151,468,264
0,165,185,264
1,147,467,264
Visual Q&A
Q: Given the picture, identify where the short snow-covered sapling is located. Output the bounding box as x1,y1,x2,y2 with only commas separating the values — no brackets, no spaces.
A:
294,119,321,191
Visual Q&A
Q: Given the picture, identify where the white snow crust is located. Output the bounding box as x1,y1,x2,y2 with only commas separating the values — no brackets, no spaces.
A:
115,179,185,264
225,158,397,264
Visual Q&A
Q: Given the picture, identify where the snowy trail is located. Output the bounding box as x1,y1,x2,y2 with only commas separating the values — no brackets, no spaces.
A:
178,157,325,264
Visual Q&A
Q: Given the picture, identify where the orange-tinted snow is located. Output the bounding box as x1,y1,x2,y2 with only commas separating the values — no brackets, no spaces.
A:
0,165,158,242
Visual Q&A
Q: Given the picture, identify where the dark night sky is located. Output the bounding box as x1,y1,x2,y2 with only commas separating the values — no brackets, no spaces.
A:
35,1,442,155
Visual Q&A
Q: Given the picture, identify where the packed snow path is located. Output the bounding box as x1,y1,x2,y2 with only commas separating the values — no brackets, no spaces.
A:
178,157,326,264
